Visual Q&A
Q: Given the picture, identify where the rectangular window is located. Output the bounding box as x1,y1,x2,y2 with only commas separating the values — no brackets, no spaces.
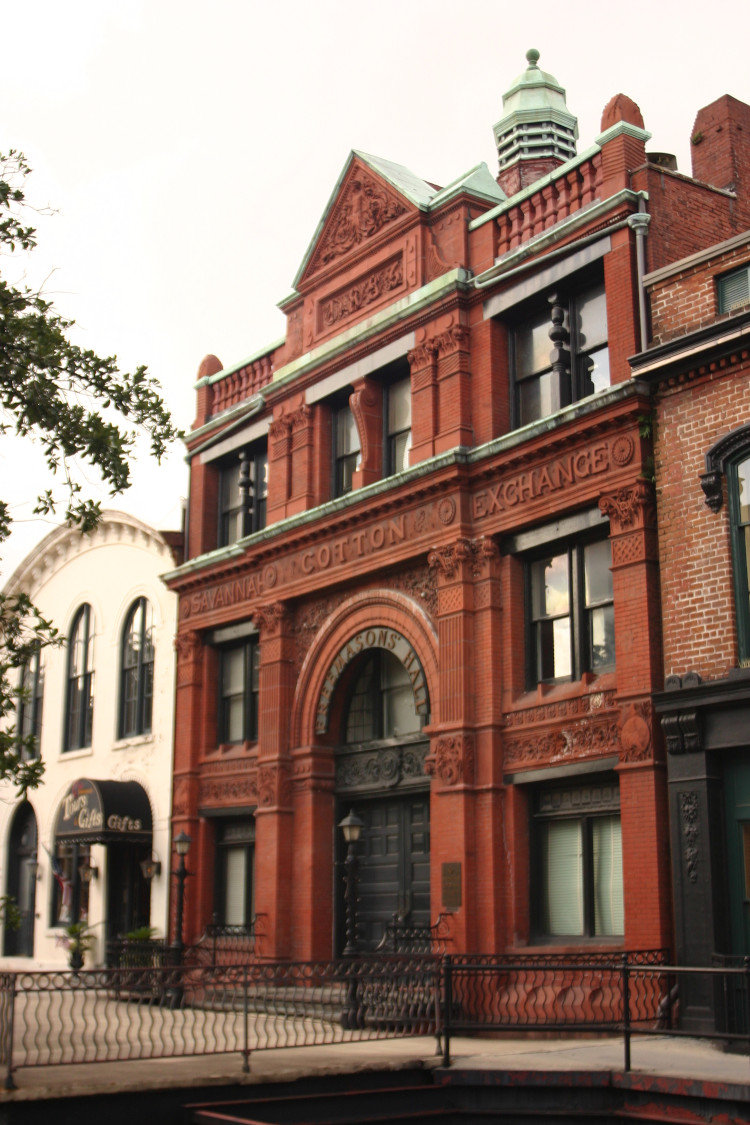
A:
528,535,614,685
534,783,623,940
215,818,255,928
386,377,412,475
513,281,609,427
219,638,260,744
717,265,750,314
334,404,360,497
218,444,268,547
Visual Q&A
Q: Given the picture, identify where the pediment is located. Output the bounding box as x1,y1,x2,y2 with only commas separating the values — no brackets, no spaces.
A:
294,152,436,288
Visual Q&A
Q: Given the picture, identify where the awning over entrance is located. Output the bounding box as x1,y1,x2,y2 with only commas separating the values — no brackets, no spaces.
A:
54,779,153,845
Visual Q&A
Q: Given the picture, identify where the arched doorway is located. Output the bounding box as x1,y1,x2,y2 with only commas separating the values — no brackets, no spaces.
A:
4,804,38,957
333,646,431,951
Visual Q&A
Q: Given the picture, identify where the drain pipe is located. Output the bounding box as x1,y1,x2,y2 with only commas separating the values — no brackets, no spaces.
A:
628,203,651,352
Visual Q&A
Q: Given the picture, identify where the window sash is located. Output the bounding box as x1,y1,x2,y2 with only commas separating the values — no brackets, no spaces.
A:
528,536,613,685
513,281,609,426
537,808,624,939
219,447,268,546
66,607,94,751
219,640,260,744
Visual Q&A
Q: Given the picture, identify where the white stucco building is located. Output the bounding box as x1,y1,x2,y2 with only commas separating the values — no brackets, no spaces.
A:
0,511,181,968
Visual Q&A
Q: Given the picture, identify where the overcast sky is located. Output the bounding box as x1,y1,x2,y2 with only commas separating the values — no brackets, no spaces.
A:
2,0,748,580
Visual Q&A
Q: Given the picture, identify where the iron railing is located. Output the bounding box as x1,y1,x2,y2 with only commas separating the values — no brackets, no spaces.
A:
0,955,439,1089
374,914,452,955
439,954,750,1067
1,953,749,1088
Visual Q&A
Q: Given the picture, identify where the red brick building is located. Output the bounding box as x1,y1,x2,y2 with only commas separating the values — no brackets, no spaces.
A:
631,218,750,1029
166,52,750,964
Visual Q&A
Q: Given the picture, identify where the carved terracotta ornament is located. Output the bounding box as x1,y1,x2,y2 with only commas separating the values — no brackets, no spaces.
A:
598,479,656,533
680,791,700,884
199,774,259,808
319,258,403,330
319,175,407,266
428,539,472,580
427,735,475,786
257,763,292,809
618,701,653,763
254,601,288,637
174,630,201,662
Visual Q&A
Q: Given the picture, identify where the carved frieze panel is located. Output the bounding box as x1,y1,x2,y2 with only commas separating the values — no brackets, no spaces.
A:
317,256,404,333
472,436,635,524
335,742,429,795
503,692,619,771
311,173,408,271
199,772,259,809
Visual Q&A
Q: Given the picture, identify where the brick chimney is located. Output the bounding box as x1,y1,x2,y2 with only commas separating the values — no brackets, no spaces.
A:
691,95,750,226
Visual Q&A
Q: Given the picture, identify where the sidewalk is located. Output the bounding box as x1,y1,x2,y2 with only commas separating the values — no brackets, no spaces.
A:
2,1033,749,1103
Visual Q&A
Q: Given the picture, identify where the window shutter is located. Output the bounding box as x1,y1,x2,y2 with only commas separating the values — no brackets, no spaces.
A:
718,267,750,314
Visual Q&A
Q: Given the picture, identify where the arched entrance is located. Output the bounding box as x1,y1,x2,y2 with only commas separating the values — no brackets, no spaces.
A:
331,644,431,952
4,803,38,957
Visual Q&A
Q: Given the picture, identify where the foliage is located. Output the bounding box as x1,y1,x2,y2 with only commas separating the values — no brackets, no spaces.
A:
0,893,21,931
0,149,181,794
58,921,96,968
125,924,160,942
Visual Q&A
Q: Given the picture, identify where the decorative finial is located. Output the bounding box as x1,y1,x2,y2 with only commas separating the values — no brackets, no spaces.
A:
526,48,540,68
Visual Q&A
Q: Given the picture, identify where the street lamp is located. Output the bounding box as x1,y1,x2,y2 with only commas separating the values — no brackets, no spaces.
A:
173,832,192,957
338,809,363,1030
170,831,191,1009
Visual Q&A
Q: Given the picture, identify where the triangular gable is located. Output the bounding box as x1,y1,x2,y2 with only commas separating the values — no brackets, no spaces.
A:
294,151,439,289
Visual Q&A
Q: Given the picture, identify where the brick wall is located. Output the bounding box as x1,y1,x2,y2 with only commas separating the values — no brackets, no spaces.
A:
653,362,750,678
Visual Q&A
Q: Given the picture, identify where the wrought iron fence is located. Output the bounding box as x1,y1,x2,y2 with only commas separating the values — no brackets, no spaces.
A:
439,954,750,1068
0,955,440,1089
1,953,749,1088
374,913,452,955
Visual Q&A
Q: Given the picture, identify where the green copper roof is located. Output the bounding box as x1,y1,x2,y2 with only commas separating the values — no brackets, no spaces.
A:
493,49,578,171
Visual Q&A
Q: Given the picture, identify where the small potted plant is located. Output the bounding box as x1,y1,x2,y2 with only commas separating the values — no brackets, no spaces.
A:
62,921,95,971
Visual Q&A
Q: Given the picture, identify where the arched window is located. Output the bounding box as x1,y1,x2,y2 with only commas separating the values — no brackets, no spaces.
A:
343,651,423,743
119,598,154,738
65,605,94,752
17,648,44,760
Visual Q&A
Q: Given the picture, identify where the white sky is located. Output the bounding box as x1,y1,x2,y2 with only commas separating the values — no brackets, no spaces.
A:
1,0,748,580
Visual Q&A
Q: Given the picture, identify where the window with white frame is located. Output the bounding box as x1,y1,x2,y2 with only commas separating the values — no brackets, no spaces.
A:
119,598,154,738
17,648,44,760
65,604,94,752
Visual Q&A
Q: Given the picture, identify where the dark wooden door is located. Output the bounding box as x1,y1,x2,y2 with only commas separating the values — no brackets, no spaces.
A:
343,796,430,952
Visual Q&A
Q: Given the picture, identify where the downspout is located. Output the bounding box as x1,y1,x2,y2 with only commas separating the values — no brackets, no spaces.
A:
628,204,651,351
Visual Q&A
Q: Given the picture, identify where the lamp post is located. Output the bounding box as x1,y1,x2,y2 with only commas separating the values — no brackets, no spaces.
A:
168,831,192,1009
339,809,363,1030
172,832,192,961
